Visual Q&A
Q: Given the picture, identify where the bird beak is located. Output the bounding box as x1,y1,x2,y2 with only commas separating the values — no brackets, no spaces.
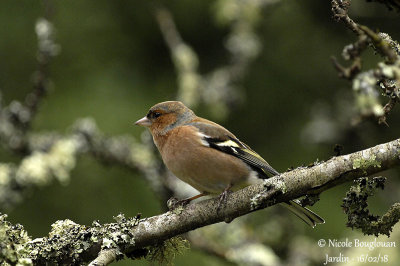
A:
135,116,152,127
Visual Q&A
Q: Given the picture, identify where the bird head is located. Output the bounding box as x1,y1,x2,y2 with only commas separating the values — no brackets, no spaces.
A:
135,101,195,135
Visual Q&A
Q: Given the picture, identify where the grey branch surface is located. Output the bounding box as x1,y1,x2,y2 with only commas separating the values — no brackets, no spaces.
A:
18,137,400,264
88,249,119,266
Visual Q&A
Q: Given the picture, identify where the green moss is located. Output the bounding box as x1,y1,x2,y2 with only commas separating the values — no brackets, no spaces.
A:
146,236,190,265
27,216,137,264
171,205,185,215
0,214,32,265
250,179,286,210
342,177,400,236
352,155,381,172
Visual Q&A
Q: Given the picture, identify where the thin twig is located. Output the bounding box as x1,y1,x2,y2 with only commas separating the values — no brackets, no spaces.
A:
89,249,119,266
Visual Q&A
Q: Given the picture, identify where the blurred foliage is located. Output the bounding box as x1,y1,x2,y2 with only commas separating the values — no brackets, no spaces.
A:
0,0,399,265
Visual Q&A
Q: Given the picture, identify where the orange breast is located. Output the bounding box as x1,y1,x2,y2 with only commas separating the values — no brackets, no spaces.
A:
158,126,252,194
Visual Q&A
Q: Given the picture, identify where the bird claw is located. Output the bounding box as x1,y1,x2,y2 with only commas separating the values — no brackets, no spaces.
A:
167,193,206,211
217,188,231,212
167,197,190,210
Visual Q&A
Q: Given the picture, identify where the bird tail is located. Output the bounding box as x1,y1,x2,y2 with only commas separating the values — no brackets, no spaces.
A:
280,200,325,228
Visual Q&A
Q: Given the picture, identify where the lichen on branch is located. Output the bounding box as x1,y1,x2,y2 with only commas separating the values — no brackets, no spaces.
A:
342,176,400,236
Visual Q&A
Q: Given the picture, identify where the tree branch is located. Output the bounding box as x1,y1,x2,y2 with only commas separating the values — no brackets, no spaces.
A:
154,2,269,118
4,137,398,264
129,138,400,250
331,0,400,124
342,176,400,236
89,249,119,266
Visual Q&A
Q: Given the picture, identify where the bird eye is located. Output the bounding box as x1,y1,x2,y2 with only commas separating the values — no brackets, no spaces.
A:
147,111,162,119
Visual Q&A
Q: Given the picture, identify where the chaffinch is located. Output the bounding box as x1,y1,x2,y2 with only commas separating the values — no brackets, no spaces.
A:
135,101,324,227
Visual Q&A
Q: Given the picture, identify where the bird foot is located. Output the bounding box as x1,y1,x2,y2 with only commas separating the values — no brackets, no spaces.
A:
167,193,206,211
217,186,232,212
167,197,191,211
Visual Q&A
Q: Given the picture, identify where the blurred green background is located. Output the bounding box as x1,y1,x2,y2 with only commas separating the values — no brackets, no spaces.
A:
1,0,399,265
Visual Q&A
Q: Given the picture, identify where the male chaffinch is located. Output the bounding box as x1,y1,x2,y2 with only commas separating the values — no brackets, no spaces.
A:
135,101,324,227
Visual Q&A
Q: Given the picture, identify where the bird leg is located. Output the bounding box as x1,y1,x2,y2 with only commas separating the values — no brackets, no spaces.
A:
167,193,206,210
217,184,232,211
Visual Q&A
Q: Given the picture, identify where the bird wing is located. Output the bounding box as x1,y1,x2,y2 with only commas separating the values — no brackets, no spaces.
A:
188,119,279,178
